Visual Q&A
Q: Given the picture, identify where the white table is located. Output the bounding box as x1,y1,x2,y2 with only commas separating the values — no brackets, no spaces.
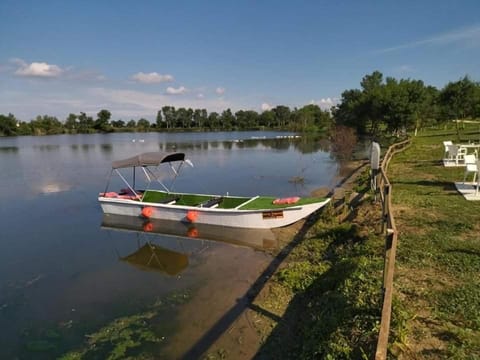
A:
459,143,480,155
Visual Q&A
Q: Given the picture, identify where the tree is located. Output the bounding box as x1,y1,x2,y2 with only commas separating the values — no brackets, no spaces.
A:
333,70,435,136
439,76,479,120
333,89,366,133
175,108,192,128
77,112,94,133
94,109,112,132
259,110,275,128
290,104,331,132
0,113,18,136
439,76,479,139
156,110,163,128
206,112,219,129
193,109,208,128
333,71,385,135
161,106,176,129
16,121,32,135
272,105,291,128
31,115,63,135
137,118,150,131
360,71,385,135
220,109,235,130
111,119,125,128
65,113,78,132
235,110,259,129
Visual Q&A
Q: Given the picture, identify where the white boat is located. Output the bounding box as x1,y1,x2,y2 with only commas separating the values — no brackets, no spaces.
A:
98,152,330,229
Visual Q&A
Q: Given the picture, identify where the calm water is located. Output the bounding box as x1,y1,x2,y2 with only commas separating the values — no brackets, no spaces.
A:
0,131,339,359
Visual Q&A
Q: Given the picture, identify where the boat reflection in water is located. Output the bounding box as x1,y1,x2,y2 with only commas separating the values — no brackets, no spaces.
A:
121,242,189,276
101,214,279,276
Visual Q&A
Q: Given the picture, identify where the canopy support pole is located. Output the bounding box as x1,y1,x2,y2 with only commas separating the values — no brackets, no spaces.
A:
115,169,138,197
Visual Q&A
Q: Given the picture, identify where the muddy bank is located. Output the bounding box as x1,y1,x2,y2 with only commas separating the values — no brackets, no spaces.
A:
201,159,370,359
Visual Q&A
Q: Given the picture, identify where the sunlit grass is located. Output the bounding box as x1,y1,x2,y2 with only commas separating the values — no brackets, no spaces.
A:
255,205,385,359
388,124,480,358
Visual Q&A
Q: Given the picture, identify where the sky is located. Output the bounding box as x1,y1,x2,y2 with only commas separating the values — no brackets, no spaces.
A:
1,0,480,122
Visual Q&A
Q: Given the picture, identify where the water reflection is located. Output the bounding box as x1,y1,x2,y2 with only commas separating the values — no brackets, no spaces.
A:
0,146,18,153
100,143,113,153
102,214,279,254
121,242,189,276
33,144,60,151
81,143,95,151
102,213,278,279
37,182,72,194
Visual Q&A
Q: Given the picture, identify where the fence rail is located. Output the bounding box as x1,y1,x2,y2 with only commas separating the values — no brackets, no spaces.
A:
374,138,411,360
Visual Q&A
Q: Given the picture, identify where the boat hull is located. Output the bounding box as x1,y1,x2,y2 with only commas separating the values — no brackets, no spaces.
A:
98,197,330,229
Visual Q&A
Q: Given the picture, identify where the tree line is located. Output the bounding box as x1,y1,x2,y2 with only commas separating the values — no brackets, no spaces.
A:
0,104,332,137
1,71,479,137
334,71,480,135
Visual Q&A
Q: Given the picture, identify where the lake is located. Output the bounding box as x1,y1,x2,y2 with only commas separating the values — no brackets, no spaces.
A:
0,131,340,359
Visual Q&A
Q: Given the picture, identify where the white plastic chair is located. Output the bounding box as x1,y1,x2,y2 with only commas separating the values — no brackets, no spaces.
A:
443,140,453,159
463,154,478,183
448,145,467,165
457,146,468,164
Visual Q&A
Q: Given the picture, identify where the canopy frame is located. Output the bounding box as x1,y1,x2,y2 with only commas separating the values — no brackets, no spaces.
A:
102,152,187,197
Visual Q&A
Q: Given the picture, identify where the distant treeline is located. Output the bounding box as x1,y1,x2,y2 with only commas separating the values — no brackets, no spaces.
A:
0,104,331,136
1,71,479,137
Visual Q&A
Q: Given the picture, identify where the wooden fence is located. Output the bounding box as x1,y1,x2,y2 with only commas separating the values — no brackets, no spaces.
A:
374,138,411,360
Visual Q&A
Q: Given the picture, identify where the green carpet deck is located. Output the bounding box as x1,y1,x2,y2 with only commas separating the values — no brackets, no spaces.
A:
141,190,327,210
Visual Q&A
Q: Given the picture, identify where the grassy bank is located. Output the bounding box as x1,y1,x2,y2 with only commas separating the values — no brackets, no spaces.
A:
387,127,480,358
247,125,479,359
248,180,387,359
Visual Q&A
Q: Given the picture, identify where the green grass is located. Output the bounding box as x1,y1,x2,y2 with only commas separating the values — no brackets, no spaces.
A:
254,205,385,359
387,125,480,358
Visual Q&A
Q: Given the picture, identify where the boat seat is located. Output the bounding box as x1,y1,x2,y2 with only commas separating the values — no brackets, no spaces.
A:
198,196,223,208
157,196,180,204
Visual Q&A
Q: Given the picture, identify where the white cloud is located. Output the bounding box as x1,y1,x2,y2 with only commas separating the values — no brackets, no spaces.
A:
89,87,231,118
166,86,187,95
14,59,64,78
310,97,338,110
215,87,226,95
375,23,480,53
10,58,106,81
197,93,205,99
261,103,272,111
131,72,174,84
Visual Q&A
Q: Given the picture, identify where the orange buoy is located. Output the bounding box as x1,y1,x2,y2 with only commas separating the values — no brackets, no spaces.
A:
141,206,154,218
187,227,199,238
143,221,154,232
186,210,198,223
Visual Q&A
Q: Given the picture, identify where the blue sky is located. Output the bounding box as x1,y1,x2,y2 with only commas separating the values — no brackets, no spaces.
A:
1,0,480,122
